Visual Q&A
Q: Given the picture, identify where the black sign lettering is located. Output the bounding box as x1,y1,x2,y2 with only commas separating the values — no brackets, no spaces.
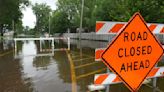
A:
139,61,144,69
120,63,126,72
120,59,150,73
142,46,146,55
137,32,142,40
143,31,148,40
130,47,135,56
145,59,150,68
118,48,123,58
147,45,152,54
127,62,132,71
125,48,129,57
134,61,138,70
131,32,136,41
136,47,141,56
124,32,129,42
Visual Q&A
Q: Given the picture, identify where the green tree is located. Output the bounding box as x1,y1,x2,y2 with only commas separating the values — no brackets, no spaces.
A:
56,0,164,32
0,0,29,36
24,26,30,35
15,21,24,34
57,0,97,32
57,0,80,31
32,3,51,35
51,10,69,33
94,0,164,22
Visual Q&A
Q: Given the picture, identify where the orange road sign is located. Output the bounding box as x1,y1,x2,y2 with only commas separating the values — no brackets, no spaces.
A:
101,12,164,92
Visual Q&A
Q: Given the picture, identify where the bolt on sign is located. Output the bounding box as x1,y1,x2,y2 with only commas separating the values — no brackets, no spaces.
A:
101,12,164,92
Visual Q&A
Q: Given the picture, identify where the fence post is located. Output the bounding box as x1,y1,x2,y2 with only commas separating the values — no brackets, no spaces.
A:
14,39,17,57
68,37,70,51
52,38,54,54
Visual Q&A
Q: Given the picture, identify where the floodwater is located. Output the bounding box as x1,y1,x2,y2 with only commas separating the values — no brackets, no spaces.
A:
0,38,164,92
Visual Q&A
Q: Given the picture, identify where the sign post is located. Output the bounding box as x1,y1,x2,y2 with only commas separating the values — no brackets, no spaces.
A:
101,12,164,91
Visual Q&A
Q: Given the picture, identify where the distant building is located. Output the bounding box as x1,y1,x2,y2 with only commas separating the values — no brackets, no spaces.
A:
44,32,49,37
4,31,14,36
76,28,85,33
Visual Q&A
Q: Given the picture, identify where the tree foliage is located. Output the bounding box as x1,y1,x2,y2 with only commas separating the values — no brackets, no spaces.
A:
57,0,96,31
95,0,164,23
15,21,24,34
0,0,163,35
0,0,29,36
53,0,164,33
51,10,69,33
32,3,51,34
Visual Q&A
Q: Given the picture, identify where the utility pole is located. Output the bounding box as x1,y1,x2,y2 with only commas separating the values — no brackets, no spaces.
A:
79,0,84,40
12,20,15,36
49,12,51,37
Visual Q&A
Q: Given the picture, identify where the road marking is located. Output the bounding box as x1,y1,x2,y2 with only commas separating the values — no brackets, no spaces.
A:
75,62,100,69
0,50,13,57
76,68,106,80
71,51,94,58
73,57,94,62
72,55,82,59
66,50,77,92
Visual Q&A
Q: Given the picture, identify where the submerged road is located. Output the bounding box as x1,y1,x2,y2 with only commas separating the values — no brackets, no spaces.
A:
0,39,164,92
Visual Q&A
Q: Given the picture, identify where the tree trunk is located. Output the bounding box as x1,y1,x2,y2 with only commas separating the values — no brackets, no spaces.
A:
0,41,4,51
0,24,3,37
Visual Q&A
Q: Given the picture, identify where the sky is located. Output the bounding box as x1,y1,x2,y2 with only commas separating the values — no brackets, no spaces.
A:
22,0,57,28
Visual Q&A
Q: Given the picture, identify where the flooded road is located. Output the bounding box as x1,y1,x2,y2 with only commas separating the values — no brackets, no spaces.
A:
0,38,164,92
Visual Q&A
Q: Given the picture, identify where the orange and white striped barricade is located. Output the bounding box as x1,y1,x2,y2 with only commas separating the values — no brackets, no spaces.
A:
95,48,105,61
88,67,164,91
94,67,164,85
96,21,164,34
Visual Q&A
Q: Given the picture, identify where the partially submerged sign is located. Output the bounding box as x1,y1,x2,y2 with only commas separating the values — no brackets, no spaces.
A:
101,12,164,91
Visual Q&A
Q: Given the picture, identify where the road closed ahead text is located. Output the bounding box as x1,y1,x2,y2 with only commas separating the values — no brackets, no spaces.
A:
119,31,152,73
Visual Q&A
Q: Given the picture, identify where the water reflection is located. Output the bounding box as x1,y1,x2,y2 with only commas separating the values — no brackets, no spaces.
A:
53,51,71,83
17,40,72,92
0,40,34,92
0,38,164,92
33,56,51,70
0,39,14,53
15,40,53,58
22,41,37,56
35,40,52,54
